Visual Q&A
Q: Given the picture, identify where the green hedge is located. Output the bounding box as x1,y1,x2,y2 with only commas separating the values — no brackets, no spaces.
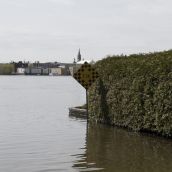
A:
88,50,172,137
0,64,15,75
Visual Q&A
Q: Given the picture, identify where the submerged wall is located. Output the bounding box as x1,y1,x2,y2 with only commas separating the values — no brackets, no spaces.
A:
88,50,172,137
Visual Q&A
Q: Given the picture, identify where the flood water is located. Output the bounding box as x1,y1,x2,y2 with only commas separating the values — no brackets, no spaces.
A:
0,76,172,172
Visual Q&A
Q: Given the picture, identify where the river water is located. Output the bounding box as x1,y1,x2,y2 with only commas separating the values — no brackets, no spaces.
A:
0,76,172,172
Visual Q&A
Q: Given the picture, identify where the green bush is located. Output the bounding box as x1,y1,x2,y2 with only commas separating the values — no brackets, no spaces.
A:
0,64,15,75
88,50,172,137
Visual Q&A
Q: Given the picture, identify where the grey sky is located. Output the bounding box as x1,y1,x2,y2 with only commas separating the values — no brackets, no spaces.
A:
0,0,171,63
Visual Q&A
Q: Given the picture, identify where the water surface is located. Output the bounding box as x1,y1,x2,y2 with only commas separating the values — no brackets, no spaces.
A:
0,76,172,172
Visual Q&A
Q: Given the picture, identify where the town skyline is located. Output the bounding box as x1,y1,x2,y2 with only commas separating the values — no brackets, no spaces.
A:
0,49,90,64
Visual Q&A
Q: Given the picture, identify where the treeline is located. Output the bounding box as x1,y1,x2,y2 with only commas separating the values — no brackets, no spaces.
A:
89,50,172,137
0,64,15,75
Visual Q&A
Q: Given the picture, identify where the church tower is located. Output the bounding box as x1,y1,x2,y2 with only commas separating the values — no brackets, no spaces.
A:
77,49,81,62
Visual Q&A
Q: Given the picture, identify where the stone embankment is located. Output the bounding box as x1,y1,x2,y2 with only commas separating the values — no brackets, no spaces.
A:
69,107,87,119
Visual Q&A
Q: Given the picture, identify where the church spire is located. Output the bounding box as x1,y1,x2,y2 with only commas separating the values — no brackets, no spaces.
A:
77,49,81,62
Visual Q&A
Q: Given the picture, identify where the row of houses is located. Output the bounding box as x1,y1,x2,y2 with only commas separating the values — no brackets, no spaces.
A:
24,67,67,75
0,49,95,76
0,60,95,76
12,61,71,75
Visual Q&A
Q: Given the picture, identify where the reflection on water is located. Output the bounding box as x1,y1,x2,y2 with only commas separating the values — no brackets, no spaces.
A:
72,132,104,171
72,123,172,172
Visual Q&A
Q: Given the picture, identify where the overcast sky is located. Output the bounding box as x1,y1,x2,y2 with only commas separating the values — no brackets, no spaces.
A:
0,0,171,63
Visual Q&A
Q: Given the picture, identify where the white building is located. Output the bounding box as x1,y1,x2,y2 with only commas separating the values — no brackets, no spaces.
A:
49,67,65,76
69,60,95,76
17,68,25,75
76,60,95,65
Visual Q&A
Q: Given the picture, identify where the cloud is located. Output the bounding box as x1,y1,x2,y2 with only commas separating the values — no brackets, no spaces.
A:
0,0,171,62
47,0,75,6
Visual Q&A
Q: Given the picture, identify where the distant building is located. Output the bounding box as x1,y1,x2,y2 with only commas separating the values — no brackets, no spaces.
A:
17,68,25,75
25,67,42,75
49,67,65,76
3,55,95,76
33,62,60,68
76,60,95,65
12,61,29,73
69,50,95,76
73,58,76,64
77,49,81,62
69,66,78,76
42,68,49,75
24,62,62,75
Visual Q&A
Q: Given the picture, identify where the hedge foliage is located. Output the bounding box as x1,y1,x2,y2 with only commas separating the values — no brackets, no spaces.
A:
0,64,15,75
88,50,172,137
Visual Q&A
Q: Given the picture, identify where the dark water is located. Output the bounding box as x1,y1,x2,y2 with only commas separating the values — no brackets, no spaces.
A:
0,76,172,172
